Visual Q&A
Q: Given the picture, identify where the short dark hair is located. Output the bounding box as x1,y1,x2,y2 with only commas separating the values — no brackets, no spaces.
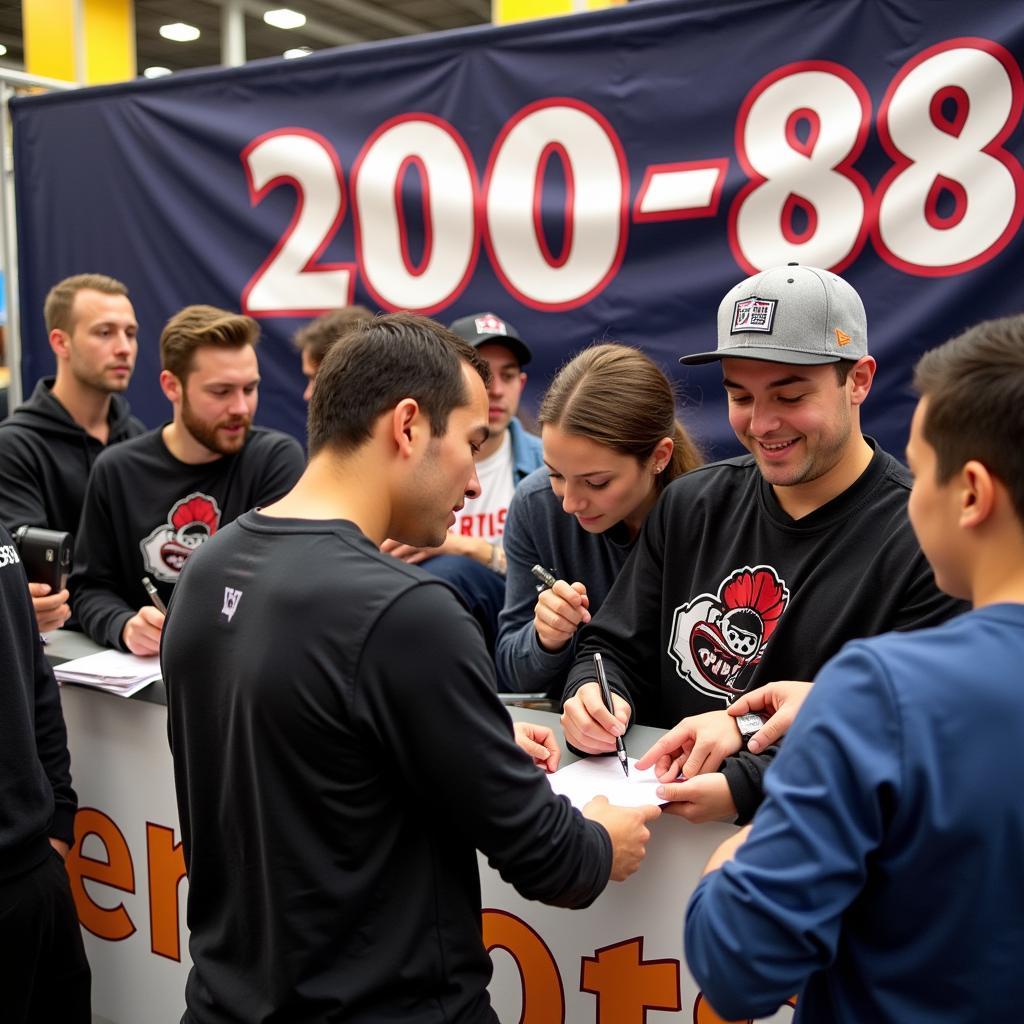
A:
833,358,857,385
293,305,374,365
913,315,1024,523
161,305,260,382
44,274,129,333
307,312,492,457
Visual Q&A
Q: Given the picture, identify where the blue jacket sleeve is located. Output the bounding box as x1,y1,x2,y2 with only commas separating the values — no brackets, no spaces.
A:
684,644,901,1020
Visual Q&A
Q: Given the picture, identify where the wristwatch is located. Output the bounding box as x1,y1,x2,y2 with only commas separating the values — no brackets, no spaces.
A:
734,712,763,749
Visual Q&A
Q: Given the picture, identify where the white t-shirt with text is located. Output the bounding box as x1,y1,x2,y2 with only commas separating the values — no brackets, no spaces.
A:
452,432,515,544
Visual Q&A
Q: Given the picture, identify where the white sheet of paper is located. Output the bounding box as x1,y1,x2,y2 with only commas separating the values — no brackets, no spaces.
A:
54,649,161,698
546,755,667,809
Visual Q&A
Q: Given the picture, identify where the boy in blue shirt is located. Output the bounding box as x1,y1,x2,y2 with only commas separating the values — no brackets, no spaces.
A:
685,315,1024,1023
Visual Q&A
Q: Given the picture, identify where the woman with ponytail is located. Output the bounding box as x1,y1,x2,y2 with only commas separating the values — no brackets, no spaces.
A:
496,343,701,696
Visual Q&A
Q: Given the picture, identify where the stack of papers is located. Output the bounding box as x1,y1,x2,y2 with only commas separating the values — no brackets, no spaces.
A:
546,755,668,810
54,649,161,698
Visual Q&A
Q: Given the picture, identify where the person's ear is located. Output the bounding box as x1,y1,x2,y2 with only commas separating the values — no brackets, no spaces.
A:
651,436,675,474
959,459,995,529
391,398,421,457
160,369,182,405
49,329,70,360
847,356,876,407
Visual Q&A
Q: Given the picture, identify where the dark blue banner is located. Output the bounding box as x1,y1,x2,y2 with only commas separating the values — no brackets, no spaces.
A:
11,0,1024,459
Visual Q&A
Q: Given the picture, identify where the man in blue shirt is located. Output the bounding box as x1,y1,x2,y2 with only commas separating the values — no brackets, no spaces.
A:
684,315,1024,1022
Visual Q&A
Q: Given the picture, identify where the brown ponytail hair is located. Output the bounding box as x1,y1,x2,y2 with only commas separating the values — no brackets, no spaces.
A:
538,343,702,488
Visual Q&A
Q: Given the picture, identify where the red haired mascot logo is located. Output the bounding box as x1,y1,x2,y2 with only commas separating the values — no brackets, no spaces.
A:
668,566,789,700
140,492,222,583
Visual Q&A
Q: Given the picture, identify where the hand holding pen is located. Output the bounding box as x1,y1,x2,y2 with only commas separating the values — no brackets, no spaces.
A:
529,564,591,653
121,576,167,657
559,666,633,758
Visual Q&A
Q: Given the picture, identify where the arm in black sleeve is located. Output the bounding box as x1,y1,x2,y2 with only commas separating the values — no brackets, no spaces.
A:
68,463,135,649
362,582,612,908
33,635,77,845
720,745,782,825
563,489,672,725
0,435,48,530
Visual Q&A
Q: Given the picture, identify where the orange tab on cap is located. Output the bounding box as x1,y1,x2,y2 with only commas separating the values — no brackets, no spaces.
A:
835,328,851,346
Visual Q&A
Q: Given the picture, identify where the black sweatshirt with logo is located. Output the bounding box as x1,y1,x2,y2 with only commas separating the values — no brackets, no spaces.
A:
0,524,77,881
70,426,304,649
565,441,966,823
164,513,611,1023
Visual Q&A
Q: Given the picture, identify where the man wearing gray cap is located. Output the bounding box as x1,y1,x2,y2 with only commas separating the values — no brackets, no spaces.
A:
381,312,542,652
561,264,964,825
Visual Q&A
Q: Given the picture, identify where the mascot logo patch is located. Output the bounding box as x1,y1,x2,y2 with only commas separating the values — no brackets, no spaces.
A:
730,296,777,334
140,492,222,583
668,566,789,700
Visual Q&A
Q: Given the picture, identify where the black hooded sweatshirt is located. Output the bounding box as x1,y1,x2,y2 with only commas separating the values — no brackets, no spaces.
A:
0,523,77,881
0,376,145,535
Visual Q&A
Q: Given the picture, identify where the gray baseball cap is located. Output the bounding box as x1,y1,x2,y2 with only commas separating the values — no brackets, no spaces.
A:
679,263,867,365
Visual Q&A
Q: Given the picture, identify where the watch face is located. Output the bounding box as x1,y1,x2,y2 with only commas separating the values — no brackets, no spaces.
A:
735,713,763,738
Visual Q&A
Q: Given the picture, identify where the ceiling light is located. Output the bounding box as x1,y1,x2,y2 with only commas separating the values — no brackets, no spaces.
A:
264,8,306,29
159,23,201,42
283,47,313,59
143,66,173,78
0,44,8,57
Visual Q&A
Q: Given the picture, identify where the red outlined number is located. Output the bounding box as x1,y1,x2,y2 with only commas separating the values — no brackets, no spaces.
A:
729,62,871,275
873,38,1024,276
351,113,478,314
484,98,628,311
240,129,354,317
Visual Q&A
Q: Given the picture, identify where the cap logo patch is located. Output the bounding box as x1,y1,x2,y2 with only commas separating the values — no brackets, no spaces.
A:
835,328,851,346
475,314,507,336
731,297,777,335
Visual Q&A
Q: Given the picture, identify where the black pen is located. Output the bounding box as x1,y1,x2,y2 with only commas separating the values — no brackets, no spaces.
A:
142,575,168,615
531,564,558,590
593,652,628,776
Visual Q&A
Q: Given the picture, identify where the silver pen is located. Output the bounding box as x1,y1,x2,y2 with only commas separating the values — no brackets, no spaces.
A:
141,575,168,615
531,564,558,590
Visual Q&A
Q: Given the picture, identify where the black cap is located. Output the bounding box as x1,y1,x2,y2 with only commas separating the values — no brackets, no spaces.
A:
449,312,532,367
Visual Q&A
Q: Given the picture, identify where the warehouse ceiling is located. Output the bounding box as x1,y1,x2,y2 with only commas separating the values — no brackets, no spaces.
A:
0,0,490,79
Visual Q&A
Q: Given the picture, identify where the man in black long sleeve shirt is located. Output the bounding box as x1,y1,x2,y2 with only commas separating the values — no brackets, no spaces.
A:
0,524,89,1021
562,265,964,824
163,313,658,1023
70,304,303,654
